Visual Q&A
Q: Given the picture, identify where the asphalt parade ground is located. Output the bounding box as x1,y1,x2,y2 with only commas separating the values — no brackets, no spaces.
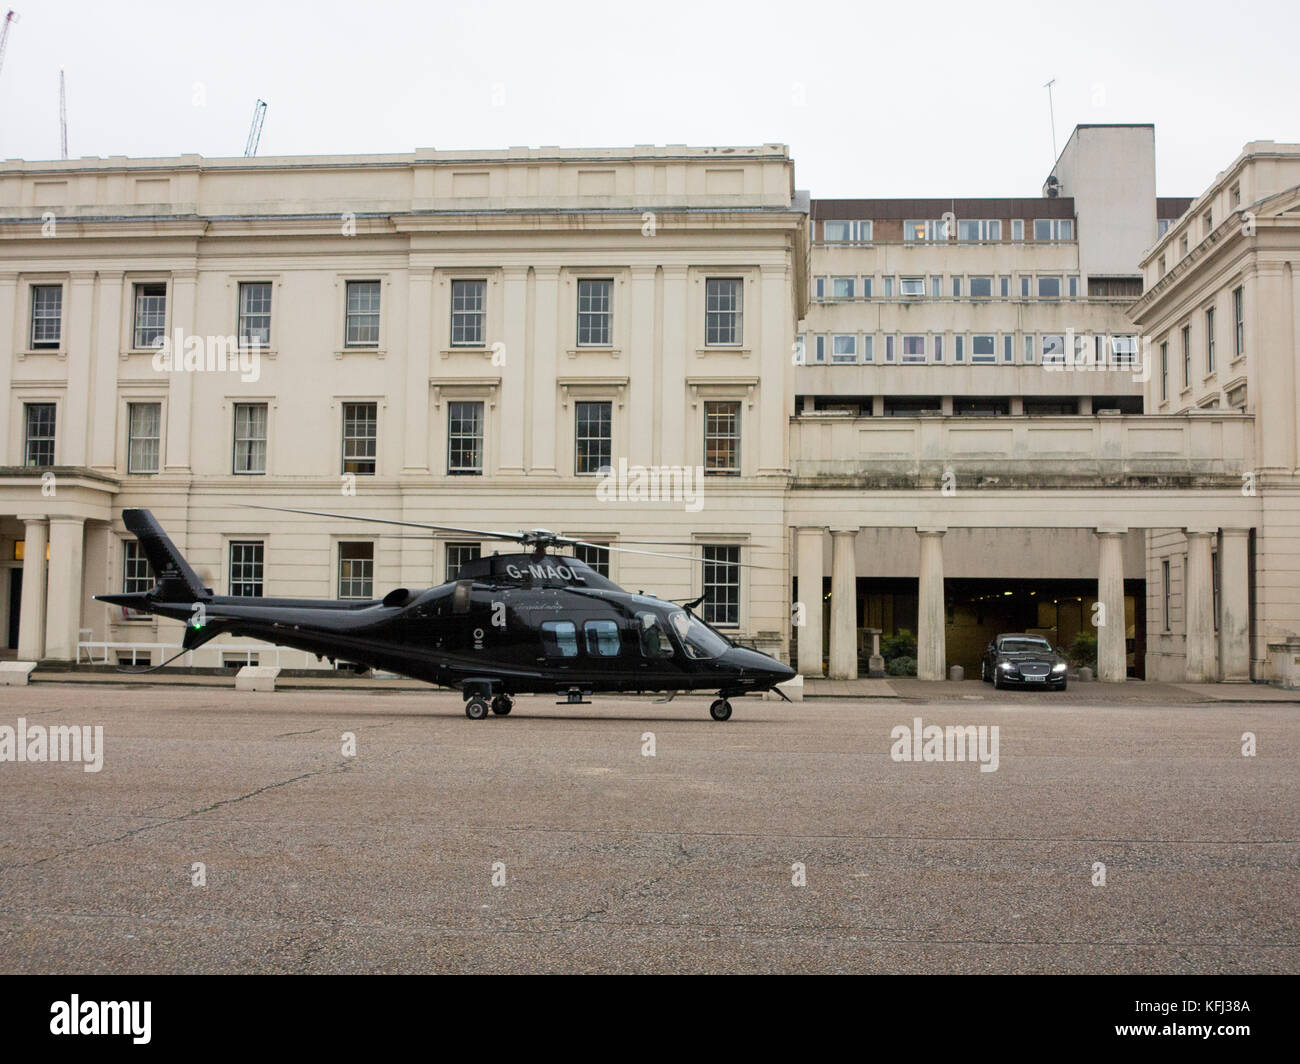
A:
1,682,1296,974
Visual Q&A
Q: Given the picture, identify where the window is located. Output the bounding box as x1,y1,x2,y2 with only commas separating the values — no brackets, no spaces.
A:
813,335,825,363
1231,185,1241,208
1011,219,1024,242
953,335,963,363
30,285,62,348
574,400,612,475
1003,335,1013,363
1157,218,1174,238
1023,335,1035,363
831,335,857,364
900,277,925,298
704,401,740,475
885,335,895,362
133,283,167,348
345,281,381,346
1205,307,1216,374
1020,276,1030,299
822,219,872,243
637,613,674,658
971,335,996,364
1203,209,1213,234
702,545,740,627
1160,342,1169,401
342,402,377,475
238,282,272,347
1110,335,1138,366
951,277,963,298
1037,276,1061,299
882,277,894,299
861,335,875,363
127,402,161,474
831,277,855,300
932,335,944,363
577,279,612,346
705,278,743,345
814,278,825,300
1181,325,1192,388
1162,559,1171,631
122,539,152,594
904,219,950,242
1179,233,1189,258
445,542,480,582
1033,218,1074,241
540,620,579,658
956,219,1001,241
969,276,993,299
229,542,264,598
1232,287,1244,359
1042,335,1065,365
1068,276,1079,298
338,542,374,599
583,619,621,657
574,542,610,577
449,279,486,346
930,276,941,298
233,403,268,474
448,400,484,475
24,403,56,467
902,335,926,363
860,277,873,299
1000,276,1010,298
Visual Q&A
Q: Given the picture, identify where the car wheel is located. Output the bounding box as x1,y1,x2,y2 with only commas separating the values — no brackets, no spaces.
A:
993,670,1004,690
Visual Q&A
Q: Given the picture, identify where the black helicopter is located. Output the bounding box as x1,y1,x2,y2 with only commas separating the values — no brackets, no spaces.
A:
96,508,796,720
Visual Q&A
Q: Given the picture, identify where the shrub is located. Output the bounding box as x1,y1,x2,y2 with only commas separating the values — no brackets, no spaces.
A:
886,655,917,677
881,628,917,661
1067,631,1098,670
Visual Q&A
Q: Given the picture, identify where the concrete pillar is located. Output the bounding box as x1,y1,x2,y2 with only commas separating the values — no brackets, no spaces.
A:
1185,530,1216,683
1096,530,1127,683
917,528,947,681
45,517,86,662
795,527,825,677
1218,529,1251,682
829,528,859,679
17,517,48,661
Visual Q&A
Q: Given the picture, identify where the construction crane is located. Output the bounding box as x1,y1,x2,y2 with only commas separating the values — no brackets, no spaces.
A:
244,99,267,157
59,68,68,159
0,10,19,80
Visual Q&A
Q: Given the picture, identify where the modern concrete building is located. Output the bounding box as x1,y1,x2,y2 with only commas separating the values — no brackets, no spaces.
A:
0,129,1288,685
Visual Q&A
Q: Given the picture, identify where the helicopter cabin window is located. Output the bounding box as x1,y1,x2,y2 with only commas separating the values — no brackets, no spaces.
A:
540,620,579,658
445,542,480,582
583,619,621,657
669,608,731,660
637,613,674,658
448,401,484,475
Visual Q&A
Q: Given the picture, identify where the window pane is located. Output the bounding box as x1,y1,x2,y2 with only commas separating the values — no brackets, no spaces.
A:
448,400,484,474
345,281,381,346
574,400,612,474
583,619,620,657
342,402,377,475
127,402,161,473
704,401,740,474
541,620,578,658
577,279,612,345
338,542,374,599
239,282,272,346
30,285,63,347
702,545,740,626
24,403,56,467
445,542,481,582
229,541,264,597
451,279,486,346
133,284,167,348
234,403,268,474
123,540,153,594
705,278,742,345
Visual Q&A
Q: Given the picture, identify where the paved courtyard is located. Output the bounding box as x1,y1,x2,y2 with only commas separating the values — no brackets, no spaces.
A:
0,681,1296,973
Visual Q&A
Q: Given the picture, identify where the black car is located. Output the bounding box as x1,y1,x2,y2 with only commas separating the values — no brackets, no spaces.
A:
980,633,1069,690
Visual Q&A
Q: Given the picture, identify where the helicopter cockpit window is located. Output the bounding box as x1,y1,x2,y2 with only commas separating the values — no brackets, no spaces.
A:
583,620,620,657
669,609,730,660
540,620,579,658
636,613,674,659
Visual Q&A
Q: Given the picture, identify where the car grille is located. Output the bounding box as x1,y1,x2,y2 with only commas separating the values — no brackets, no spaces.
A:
1019,663,1051,677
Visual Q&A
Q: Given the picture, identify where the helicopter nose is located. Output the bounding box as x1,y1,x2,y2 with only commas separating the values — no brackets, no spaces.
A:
725,646,797,687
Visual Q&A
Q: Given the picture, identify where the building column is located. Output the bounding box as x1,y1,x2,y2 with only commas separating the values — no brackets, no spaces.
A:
917,528,946,681
44,517,86,662
795,527,825,677
1096,530,1127,682
1218,529,1251,682
17,517,48,661
829,528,859,679
1185,529,1216,683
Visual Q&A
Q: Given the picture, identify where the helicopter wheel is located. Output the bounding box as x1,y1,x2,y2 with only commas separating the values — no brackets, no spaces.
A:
465,696,490,720
709,698,732,722
491,695,513,716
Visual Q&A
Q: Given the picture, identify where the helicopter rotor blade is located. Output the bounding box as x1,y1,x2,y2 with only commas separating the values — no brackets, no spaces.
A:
243,505,523,542
567,538,780,570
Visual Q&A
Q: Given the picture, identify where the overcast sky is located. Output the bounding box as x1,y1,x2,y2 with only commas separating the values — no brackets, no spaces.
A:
1,0,1295,199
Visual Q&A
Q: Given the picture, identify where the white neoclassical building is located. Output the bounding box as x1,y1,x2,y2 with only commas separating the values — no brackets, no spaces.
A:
0,131,1292,684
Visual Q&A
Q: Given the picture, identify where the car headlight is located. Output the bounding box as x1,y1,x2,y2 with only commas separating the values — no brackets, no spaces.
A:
1052,663,1067,673
998,662,1015,671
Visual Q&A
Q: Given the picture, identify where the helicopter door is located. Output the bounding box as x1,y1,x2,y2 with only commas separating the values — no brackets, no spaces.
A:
635,612,674,673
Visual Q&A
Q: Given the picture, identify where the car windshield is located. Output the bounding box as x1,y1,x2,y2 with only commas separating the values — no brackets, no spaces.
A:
999,637,1053,654
668,609,731,660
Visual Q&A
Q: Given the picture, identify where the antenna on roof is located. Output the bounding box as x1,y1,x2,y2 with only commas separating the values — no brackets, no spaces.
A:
59,68,68,160
244,99,267,157
1044,78,1058,162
